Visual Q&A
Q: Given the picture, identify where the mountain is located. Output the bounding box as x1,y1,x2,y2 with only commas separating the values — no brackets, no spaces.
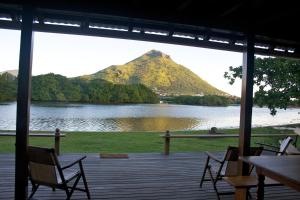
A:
86,50,227,96
2,50,228,96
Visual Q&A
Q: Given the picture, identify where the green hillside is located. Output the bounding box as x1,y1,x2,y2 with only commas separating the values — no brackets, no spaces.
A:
0,73,159,104
89,50,226,96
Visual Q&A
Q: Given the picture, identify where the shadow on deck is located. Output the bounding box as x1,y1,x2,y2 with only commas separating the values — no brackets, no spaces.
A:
0,152,298,199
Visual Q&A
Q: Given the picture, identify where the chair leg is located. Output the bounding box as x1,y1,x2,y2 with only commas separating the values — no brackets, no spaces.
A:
69,174,82,198
207,165,221,200
79,161,91,199
247,189,253,199
200,156,210,187
29,184,39,199
65,185,71,200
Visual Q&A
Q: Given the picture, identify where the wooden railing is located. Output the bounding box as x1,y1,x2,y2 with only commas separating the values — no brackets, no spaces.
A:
161,130,298,155
0,128,65,155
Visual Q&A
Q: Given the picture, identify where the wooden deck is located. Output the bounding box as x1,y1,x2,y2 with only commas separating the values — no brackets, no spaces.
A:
0,152,299,199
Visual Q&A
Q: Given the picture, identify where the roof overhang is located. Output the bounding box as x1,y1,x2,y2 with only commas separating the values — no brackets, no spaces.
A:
0,1,299,58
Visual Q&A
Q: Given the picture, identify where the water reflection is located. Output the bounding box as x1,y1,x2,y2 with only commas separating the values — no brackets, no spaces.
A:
29,117,200,131
112,117,201,131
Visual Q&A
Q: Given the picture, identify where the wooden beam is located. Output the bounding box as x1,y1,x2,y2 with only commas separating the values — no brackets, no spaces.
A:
31,23,246,53
15,4,34,200
239,33,255,175
1,7,300,58
1,22,299,58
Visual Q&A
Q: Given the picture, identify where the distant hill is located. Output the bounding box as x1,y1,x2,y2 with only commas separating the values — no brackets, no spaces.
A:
0,69,18,77
86,50,227,96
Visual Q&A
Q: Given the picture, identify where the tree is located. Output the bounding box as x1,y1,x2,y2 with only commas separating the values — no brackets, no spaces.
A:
224,57,300,115
0,73,17,101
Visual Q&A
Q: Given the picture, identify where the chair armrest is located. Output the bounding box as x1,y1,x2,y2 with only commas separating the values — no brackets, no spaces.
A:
61,155,86,170
255,142,279,149
205,152,223,163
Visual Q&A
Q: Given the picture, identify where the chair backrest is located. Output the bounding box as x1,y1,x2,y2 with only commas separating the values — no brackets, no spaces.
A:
278,136,293,155
28,146,61,185
294,128,300,136
223,146,263,176
223,146,239,176
285,143,300,155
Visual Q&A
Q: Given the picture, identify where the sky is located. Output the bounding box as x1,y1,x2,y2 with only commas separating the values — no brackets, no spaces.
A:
0,28,243,96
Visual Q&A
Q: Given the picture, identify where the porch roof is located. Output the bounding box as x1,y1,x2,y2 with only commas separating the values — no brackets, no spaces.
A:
0,0,299,58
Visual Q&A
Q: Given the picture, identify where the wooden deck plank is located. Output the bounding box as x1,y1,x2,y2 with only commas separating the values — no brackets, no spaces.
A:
0,152,299,199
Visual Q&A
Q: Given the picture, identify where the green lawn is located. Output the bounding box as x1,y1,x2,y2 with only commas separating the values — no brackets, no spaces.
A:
0,127,296,153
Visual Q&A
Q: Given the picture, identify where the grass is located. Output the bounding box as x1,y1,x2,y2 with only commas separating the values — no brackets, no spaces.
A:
0,127,297,153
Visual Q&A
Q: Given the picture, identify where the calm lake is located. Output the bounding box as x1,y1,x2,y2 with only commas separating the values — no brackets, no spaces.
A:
0,102,299,132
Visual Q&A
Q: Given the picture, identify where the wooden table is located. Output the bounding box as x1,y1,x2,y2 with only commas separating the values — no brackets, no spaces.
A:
240,155,300,200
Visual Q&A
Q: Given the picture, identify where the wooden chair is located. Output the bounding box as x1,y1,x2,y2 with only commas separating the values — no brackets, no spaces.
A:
199,146,263,200
28,146,91,200
256,136,294,155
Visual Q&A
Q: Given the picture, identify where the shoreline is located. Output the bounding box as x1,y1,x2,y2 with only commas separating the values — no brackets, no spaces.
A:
1,100,300,108
0,123,299,134
0,123,300,136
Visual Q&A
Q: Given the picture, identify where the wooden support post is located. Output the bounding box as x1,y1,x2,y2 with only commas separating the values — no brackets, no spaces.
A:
55,128,61,156
15,5,34,200
164,130,170,155
239,32,255,176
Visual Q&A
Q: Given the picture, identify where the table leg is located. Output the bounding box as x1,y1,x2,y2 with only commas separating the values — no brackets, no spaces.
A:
257,173,265,200
235,187,248,200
